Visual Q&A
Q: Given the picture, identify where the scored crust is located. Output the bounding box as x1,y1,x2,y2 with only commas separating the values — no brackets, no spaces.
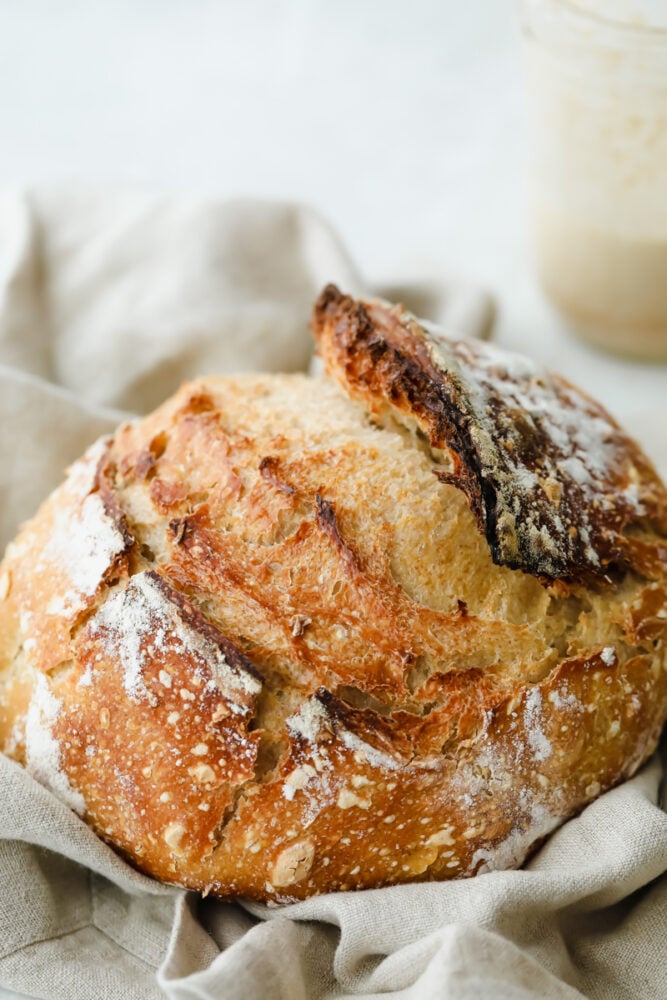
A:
0,287,666,903
312,284,666,583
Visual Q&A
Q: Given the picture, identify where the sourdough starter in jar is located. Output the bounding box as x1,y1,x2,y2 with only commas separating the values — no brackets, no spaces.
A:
521,0,667,359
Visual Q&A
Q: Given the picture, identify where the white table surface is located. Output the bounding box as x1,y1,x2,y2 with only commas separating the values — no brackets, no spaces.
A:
0,3,665,997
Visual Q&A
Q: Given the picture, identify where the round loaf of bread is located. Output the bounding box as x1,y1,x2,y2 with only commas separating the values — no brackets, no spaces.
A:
0,287,665,903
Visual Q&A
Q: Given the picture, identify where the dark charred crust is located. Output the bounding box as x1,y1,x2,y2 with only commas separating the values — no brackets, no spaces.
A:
312,285,667,583
168,500,414,701
146,570,264,686
259,456,296,495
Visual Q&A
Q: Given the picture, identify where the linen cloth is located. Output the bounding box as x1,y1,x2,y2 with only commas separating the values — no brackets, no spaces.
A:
0,187,664,1000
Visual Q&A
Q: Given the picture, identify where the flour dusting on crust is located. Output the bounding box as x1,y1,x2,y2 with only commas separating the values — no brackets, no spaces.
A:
90,571,262,708
523,688,552,763
287,697,331,742
469,800,559,875
44,493,127,613
64,436,112,499
339,729,402,771
441,335,641,577
25,674,86,814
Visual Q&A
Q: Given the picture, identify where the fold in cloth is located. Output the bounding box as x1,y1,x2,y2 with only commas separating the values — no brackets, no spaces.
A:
0,188,664,1000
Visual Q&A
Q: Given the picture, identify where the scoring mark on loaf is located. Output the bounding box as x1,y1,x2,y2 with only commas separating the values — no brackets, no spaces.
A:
87,571,262,708
286,692,403,771
312,285,658,581
265,642,637,892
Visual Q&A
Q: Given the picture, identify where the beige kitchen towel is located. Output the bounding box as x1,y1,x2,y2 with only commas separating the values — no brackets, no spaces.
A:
0,187,664,1000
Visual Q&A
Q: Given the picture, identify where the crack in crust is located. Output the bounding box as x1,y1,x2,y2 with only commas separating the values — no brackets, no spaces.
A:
144,570,264,693
312,284,667,582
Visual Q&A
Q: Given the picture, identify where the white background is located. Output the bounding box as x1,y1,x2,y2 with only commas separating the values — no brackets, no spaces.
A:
0,0,665,444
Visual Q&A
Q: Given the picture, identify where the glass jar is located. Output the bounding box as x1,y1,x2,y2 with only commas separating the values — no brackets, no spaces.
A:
520,0,667,360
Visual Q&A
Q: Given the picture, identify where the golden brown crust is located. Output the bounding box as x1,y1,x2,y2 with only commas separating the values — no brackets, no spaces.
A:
0,288,666,903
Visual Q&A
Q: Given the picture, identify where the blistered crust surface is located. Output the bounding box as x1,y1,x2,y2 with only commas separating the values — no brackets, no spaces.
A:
0,302,666,903
312,284,667,582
